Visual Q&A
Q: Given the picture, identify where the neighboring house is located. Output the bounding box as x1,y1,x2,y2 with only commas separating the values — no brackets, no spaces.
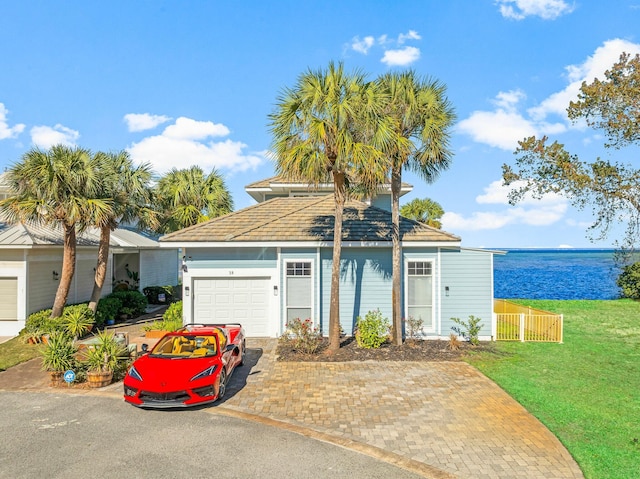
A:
0,222,179,336
160,176,500,340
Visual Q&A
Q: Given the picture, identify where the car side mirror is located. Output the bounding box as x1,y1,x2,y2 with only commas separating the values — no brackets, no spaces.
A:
225,344,235,353
141,344,149,353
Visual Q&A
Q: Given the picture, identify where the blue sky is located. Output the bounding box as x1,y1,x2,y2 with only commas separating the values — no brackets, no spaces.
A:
1,0,639,248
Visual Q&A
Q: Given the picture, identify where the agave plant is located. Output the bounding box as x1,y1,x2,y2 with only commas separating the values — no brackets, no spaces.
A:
83,330,129,373
62,306,95,341
41,332,77,373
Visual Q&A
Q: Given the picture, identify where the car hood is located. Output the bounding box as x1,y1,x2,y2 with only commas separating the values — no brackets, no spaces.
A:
129,355,223,390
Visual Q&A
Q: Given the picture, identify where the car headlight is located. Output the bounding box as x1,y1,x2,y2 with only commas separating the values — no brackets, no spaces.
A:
128,365,143,381
190,365,218,382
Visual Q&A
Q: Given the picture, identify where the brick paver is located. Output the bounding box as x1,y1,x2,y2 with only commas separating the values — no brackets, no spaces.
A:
0,334,584,479
223,339,583,479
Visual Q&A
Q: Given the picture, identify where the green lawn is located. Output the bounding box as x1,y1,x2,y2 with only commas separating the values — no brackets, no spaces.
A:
0,337,43,372
466,299,640,479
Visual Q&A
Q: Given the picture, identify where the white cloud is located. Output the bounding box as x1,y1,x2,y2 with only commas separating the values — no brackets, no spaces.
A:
127,116,264,174
0,103,25,140
442,179,568,231
398,30,421,44
351,36,375,54
496,0,574,20
458,39,640,150
30,124,79,148
124,113,171,132
381,46,421,66
349,30,421,66
162,117,230,140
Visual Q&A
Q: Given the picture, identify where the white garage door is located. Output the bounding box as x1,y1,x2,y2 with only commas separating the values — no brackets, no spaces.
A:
0,277,18,321
193,277,270,337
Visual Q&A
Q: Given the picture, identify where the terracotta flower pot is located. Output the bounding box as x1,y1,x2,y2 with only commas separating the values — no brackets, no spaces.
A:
49,371,64,387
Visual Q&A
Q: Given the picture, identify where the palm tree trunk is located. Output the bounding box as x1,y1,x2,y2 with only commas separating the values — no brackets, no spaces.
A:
88,226,111,313
51,223,77,318
391,167,403,345
328,170,346,351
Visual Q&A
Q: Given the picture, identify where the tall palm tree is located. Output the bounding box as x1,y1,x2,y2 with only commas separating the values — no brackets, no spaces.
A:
269,62,389,351
400,197,444,229
87,151,156,313
154,166,233,234
0,145,111,317
377,71,456,345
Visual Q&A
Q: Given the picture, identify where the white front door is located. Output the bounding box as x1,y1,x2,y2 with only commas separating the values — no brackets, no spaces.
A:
193,277,270,337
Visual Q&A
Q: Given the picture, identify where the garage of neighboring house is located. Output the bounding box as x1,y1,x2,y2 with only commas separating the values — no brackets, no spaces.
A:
0,277,18,321
192,277,271,337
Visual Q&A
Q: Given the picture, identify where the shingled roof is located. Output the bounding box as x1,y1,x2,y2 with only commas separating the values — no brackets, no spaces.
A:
160,196,460,243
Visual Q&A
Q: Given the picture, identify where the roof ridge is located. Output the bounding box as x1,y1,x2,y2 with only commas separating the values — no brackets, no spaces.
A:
222,196,329,241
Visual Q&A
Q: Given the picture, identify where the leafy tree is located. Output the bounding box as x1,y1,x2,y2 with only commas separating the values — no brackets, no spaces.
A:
269,61,389,351
616,262,640,299
0,145,111,317
376,71,455,345
400,197,445,228
87,151,156,313
503,52,640,248
154,166,233,234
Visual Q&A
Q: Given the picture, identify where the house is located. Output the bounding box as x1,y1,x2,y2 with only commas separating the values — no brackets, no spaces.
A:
0,222,179,336
160,176,500,340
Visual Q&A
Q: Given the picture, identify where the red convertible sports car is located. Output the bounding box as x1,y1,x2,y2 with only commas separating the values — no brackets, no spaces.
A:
123,323,245,408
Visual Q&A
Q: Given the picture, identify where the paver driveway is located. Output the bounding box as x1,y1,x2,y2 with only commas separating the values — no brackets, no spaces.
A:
222,339,583,479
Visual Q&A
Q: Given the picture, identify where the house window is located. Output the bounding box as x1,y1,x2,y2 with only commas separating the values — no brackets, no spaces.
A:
407,261,433,330
286,261,312,323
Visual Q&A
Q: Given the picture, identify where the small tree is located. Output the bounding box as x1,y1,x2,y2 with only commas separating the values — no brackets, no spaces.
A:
617,262,640,299
451,315,483,346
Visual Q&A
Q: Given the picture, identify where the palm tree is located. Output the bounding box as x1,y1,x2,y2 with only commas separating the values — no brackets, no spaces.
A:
400,197,444,229
377,71,455,345
0,145,111,317
269,62,389,351
87,151,156,313
154,166,233,234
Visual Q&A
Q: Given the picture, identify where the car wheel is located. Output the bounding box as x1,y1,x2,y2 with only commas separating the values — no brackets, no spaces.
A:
239,340,246,367
217,369,227,401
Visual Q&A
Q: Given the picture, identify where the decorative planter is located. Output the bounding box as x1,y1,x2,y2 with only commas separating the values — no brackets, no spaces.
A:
49,371,64,387
145,330,166,339
87,370,113,388
106,319,115,326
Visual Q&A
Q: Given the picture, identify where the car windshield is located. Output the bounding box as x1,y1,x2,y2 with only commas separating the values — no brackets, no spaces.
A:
150,335,217,358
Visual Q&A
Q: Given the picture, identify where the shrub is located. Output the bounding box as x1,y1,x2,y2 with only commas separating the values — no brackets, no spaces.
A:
404,316,424,342
447,333,461,351
355,309,390,349
279,318,322,354
81,330,130,375
108,290,147,317
62,306,94,340
24,309,65,335
41,332,77,372
617,261,640,299
143,285,174,304
95,297,122,327
163,301,182,322
451,315,483,346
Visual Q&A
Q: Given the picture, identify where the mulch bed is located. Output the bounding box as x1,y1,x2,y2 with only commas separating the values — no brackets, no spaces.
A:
277,337,496,362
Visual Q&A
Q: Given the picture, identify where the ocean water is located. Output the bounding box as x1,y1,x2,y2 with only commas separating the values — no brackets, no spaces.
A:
493,249,622,300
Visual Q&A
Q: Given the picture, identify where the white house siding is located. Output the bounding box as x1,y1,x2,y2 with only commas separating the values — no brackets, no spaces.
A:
139,249,178,290
27,250,63,314
439,248,495,340
320,247,393,336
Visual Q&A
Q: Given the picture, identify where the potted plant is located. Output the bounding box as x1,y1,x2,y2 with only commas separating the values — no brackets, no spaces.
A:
62,306,95,341
83,330,129,388
40,332,77,386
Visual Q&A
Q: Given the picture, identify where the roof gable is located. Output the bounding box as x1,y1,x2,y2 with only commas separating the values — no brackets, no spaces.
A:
160,196,460,243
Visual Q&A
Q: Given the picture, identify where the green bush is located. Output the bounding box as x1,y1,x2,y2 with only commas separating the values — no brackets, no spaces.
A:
163,301,182,322
279,318,322,354
24,309,65,335
355,309,390,349
451,315,483,346
95,297,122,327
143,285,175,304
62,306,94,340
617,261,640,299
108,290,147,317
143,301,183,332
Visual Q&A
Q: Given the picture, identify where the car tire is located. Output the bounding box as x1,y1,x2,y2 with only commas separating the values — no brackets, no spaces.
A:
239,340,246,367
217,369,227,402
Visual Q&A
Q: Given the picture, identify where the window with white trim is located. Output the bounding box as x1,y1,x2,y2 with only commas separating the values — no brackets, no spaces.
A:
407,261,433,329
286,261,312,323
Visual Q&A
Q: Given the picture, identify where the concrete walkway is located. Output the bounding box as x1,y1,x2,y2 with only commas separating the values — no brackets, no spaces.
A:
0,336,584,479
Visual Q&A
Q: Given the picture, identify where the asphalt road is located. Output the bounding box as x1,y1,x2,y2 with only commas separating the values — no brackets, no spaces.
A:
0,391,423,479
